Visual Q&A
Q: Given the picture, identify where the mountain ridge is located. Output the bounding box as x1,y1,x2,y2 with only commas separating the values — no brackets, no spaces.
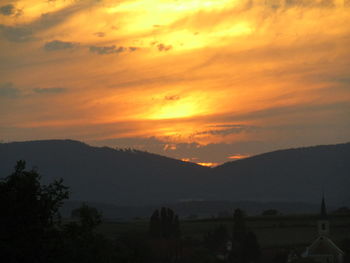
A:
216,142,350,168
1,140,349,206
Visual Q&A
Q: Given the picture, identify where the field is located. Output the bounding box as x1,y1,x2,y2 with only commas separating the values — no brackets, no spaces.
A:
96,214,350,248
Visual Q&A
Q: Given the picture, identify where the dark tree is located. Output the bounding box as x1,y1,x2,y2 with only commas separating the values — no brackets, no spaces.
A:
229,208,261,263
149,207,182,262
70,203,102,232
63,204,116,263
232,208,247,243
149,207,180,239
0,160,69,263
149,209,161,238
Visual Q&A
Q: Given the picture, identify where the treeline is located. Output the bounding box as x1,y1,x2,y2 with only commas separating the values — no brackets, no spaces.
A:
0,161,262,263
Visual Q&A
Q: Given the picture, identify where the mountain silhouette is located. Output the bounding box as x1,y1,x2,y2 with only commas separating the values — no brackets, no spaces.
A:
213,143,350,205
0,140,349,206
0,140,211,205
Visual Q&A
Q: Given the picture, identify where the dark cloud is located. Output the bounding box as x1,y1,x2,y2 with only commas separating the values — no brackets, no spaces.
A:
0,82,20,98
89,45,126,54
0,1,98,43
33,87,67,94
219,101,350,123
157,43,172,51
44,40,78,51
194,125,259,136
0,25,33,42
208,124,253,128
285,0,335,7
89,45,139,55
129,47,139,52
164,95,180,101
0,4,15,16
248,0,337,8
331,76,350,84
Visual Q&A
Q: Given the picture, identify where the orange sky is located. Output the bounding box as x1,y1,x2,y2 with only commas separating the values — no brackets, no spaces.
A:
0,0,350,165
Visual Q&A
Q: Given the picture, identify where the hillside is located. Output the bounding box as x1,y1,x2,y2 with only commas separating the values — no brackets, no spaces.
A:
213,143,350,205
0,140,349,207
0,140,211,205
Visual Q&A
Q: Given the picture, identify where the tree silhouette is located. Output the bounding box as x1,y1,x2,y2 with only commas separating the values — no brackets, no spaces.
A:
232,208,247,244
149,207,181,262
62,204,115,263
150,209,161,238
149,207,180,239
70,203,102,232
0,160,69,262
229,208,261,263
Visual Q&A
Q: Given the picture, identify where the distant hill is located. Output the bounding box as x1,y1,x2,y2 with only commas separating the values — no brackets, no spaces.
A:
0,140,211,205
0,140,349,209
213,143,350,206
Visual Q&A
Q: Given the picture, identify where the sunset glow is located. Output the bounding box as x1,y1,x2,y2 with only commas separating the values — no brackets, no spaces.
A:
197,162,219,168
228,155,250,161
1,0,350,164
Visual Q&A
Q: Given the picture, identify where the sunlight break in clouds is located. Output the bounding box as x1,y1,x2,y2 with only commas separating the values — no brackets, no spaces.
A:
228,154,250,161
0,0,350,164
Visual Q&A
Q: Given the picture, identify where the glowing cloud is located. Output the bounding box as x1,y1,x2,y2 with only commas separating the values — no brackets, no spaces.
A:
1,0,350,164
228,154,250,161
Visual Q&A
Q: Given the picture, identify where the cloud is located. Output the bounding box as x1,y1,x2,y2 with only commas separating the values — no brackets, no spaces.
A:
284,0,335,8
157,43,172,51
218,102,350,124
33,87,67,94
164,95,180,101
0,4,15,16
228,154,250,160
91,136,271,164
194,125,259,136
44,40,78,51
129,47,139,52
231,0,337,9
0,25,33,42
89,45,140,55
94,32,105,37
0,1,98,42
330,76,350,85
0,82,20,98
89,45,126,55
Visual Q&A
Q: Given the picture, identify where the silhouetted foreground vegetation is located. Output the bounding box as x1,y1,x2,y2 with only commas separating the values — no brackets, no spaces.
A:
1,161,349,263
0,161,126,262
0,161,262,263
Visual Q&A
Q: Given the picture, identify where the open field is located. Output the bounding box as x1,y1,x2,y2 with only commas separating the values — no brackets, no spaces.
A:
96,214,350,248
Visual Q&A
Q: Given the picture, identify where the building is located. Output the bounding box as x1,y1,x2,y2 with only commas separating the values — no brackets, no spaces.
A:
301,196,345,263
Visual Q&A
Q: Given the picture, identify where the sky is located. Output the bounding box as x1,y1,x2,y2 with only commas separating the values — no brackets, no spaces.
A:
0,0,349,166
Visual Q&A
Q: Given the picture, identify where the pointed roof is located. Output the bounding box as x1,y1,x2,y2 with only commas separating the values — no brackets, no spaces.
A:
320,194,327,220
308,236,344,256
